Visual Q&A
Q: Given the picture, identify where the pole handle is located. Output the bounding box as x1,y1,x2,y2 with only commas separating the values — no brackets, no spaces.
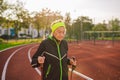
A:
71,56,76,70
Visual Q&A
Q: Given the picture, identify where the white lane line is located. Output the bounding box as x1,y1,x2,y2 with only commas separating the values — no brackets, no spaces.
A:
69,68,93,80
28,45,41,75
28,45,94,80
1,45,28,80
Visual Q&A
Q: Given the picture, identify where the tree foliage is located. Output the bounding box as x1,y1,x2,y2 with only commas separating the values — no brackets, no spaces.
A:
64,12,72,39
72,16,94,40
109,18,120,31
92,23,107,31
0,0,120,40
32,8,63,37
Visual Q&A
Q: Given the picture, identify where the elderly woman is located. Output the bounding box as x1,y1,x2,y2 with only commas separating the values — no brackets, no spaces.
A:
31,19,76,80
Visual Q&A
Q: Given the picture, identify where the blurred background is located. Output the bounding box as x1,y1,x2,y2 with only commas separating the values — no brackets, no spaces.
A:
0,0,120,50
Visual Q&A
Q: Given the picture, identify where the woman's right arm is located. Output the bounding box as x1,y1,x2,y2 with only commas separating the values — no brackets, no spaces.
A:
31,41,46,68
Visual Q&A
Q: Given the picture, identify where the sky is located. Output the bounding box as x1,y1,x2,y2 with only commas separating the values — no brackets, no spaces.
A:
7,0,120,24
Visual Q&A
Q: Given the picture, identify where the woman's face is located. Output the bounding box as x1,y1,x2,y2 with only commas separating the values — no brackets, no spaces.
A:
53,27,66,41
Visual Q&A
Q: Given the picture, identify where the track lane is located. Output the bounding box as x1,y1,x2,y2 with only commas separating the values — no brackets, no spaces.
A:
2,46,26,80
0,44,41,80
68,42,120,80
6,44,41,80
0,46,26,80
0,41,120,80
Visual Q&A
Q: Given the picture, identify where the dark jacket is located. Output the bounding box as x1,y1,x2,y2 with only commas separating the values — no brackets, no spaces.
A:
31,36,70,80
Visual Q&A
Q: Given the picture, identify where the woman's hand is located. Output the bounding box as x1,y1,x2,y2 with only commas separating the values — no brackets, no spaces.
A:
38,56,45,64
70,57,77,66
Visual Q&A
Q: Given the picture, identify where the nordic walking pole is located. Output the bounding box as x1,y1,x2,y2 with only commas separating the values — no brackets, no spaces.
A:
40,52,45,80
41,63,43,80
70,56,76,80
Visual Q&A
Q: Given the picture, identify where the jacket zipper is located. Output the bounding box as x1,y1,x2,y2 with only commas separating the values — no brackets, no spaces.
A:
56,43,62,80
49,36,63,80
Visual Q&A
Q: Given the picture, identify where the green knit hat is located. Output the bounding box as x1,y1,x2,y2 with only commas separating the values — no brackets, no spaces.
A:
51,20,66,35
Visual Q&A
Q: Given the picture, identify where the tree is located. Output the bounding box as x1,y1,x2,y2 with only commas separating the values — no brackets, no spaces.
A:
32,8,63,38
92,23,107,39
0,0,11,27
92,23,107,31
109,18,120,31
72,18,81,41
72,16,93,41
0,0,3,5
64,12,72,40
0,0,9,17
32,12,42,37
39,8,63,38
10,0,30,39
0,0,15,41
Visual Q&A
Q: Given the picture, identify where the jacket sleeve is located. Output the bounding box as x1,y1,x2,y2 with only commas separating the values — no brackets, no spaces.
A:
64,40,71,65
31,40,46,68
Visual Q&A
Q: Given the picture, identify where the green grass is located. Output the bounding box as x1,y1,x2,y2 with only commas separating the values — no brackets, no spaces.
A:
0,38,42,51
